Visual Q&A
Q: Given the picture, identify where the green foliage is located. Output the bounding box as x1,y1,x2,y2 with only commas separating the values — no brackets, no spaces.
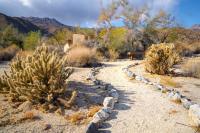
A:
145,43,180,75
24,31,41,50
0,45,75,111
0,25,24,48
98,27,129,57
48,28,73,45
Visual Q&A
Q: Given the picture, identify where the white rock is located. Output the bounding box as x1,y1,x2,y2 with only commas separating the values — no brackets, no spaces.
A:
101,107,112,114
181,98,193,109
92,109,109,124
109,89,119,102
155,84,163,90
172,93,181,102
189,104,200,127
168,91,175,98
135,75,143,81
103,97,115,109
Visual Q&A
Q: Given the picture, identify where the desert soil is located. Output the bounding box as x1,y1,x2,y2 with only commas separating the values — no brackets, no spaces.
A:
0,60,199,133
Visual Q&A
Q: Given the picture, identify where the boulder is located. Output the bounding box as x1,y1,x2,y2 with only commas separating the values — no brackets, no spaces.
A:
189,104,200,127
103,97,115,109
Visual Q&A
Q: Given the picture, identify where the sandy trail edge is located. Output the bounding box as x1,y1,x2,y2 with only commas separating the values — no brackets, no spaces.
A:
97,60,194,133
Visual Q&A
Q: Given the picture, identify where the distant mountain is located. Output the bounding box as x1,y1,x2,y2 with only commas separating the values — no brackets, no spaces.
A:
0,13,44,34
191,24,200,30
21,17,73,33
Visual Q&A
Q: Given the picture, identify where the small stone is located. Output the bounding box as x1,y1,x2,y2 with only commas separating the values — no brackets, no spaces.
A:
18,101,32,112
181,98,193,109
189,104,200,127
169,92,181,102
86,122,98,133
168,91,175,98
92,109,109,124
135,75,143,81
103,97,115,109
101,107,112,114
155,84,163,90
126,71,135,78
109,89,119,102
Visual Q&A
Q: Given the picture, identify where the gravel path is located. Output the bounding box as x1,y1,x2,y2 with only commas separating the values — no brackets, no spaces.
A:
97,61,194,133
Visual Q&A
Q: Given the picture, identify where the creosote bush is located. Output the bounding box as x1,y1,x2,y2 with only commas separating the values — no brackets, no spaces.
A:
145,43,180,75
0,45,75,111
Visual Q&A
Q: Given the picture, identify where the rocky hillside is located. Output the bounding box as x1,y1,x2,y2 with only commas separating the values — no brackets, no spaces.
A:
0,13,45,34
21,17,73,33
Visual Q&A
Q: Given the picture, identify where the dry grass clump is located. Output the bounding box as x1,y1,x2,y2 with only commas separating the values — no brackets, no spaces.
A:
65,112,86,124
65,45,99,67
87,105,101,117
65,105,101,125
145,43,180,75
0,44,19,61
0,45,75,112
182,58,200,78
20,111,37,121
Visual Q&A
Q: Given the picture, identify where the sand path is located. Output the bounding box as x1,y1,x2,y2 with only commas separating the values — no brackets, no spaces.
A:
97,60,194,133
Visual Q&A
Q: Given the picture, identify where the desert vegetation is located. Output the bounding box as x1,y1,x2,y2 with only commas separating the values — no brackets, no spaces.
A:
145,43,180,75
0,45,76,112
65,45,99,67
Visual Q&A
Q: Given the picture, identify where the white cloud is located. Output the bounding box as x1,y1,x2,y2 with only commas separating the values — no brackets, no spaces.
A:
19,0,32,7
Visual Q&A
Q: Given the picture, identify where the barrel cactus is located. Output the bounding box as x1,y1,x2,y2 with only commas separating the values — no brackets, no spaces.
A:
145,43,180,75
0,45,75,111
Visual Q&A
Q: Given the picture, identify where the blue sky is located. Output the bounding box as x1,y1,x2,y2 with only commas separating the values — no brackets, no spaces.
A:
175,0,200,27
0,0,199,28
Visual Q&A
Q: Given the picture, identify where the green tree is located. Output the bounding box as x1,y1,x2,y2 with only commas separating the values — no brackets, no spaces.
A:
24,31,41,50
0,25,23,48
47,28,72,45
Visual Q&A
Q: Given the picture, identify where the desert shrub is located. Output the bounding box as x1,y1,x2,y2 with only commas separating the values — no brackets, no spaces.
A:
23,31,41,50
145,43,180,75
0,45,75,111
65,45,98,67
0,44,20,61
98,28,129,58
182,58,200,78
108,49,119,60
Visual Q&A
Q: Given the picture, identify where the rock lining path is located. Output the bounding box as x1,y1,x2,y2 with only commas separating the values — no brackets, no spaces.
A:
97,61,194,133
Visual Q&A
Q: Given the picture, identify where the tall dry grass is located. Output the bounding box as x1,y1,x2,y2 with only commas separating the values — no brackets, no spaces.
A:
65,45,99,67
182,58,200,78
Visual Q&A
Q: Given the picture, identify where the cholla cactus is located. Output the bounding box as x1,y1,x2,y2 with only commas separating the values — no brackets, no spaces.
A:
0,46,75,110
145,43,180,75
